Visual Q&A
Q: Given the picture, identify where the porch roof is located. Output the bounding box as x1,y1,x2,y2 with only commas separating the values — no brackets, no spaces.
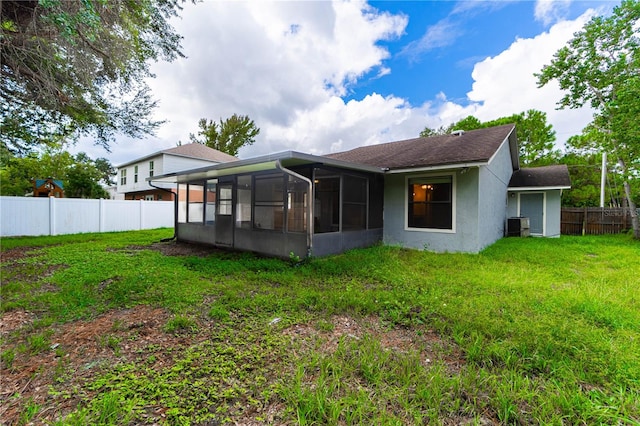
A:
148,151,384,184
508,165,571,190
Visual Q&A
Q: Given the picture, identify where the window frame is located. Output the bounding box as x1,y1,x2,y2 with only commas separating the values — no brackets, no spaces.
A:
134,165,139,183
149,161,155,177
120,169,127,186
404,172,456,234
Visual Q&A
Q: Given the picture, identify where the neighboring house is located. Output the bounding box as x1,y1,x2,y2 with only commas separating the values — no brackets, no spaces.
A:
116,143,237,200
33,178,64,198
105,186,124,200
150,124,570,258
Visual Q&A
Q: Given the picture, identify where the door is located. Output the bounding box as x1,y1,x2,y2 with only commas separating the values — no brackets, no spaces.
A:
215,182,234,246
520,193,544,235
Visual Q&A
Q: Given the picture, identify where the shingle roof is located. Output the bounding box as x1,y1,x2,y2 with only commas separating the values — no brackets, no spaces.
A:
326,124,515,170
161,143,238,163
508,165,571,188
117,143,237,167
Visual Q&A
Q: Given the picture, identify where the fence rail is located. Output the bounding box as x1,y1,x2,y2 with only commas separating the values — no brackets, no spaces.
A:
1,196,174,237
561,207,638,235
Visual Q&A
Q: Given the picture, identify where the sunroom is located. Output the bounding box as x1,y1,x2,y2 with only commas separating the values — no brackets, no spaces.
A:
150,152,384,259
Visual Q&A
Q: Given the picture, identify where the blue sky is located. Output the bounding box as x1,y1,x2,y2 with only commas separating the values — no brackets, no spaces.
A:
74,0,617,167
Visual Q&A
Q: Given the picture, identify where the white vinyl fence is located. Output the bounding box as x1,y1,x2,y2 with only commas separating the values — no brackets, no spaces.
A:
0,196,174,237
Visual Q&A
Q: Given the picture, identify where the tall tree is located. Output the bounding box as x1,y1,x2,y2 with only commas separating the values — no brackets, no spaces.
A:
0,148,114,198
484,110,558,166
1,0,189,154
189,114,260,156
536,0,640,238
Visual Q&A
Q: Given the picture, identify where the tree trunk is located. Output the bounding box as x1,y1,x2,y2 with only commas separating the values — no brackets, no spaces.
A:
619,159,640,239
622,180,639,239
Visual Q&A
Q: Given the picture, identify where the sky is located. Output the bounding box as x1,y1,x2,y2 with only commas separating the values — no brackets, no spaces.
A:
73,0,619,167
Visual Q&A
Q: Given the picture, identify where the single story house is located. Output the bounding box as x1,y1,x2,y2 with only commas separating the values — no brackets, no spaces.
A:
150,124,570,258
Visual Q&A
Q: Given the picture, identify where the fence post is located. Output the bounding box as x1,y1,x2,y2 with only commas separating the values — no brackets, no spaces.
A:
139,199,144,230
49,196,56,236
99,198,104,232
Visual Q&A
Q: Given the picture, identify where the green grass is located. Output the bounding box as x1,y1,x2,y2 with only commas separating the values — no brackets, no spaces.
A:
1,229,638,424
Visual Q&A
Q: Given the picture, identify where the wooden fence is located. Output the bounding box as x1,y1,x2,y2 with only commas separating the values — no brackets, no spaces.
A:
561,207,638,235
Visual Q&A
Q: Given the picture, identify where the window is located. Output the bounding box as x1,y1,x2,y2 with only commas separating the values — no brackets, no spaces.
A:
205,180,217,225
149,161,154,177
236,175,251,229
134,165,139,183
120,169,127,185
187,183,204,223
144,194,154,201
314,172,340,234
254,174,284,230
287,176,307,233
177,184,187,223
218,186,232,216
407,175,454,231
342,175,367,231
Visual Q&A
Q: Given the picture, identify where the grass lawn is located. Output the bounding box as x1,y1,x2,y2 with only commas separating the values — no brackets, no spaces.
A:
1,229,638,425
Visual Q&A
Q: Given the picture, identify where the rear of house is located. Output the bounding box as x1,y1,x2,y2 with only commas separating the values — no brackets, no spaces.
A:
151,124,570,258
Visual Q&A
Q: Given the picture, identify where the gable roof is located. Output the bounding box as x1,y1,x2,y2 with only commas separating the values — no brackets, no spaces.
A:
161,143,238,163
326,124,516,171
35,178,64,189
508,165,571,189
117,143,237,167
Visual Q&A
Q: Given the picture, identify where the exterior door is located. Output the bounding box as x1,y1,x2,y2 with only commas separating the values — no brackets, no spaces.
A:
215,182,234,246
520,193,544,235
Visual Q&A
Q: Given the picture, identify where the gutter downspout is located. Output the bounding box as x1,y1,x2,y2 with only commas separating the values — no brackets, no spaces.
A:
275,160,313,258
148,180,179,242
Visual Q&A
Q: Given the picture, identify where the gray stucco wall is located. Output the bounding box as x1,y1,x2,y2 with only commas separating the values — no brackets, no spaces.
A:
506,189,563,237
382,168,481,253
382,137,516,253
477,138,514,249
545,190,562,237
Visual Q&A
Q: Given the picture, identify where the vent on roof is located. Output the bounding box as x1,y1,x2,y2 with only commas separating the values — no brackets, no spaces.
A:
451,129,465,136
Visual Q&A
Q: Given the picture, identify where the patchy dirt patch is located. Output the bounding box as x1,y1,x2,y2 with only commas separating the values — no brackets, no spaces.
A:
283,315,465,373
110,240,222,258
0,246,40,263
0,305,208,425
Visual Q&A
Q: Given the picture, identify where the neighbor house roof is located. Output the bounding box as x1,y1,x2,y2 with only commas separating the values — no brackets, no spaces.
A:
508,165,571,190
117,143,237,168
149,151,384,184
326,124,517,171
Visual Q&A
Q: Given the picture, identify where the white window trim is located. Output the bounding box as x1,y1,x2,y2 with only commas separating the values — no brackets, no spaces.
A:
404,172,457,234
516,191,546,236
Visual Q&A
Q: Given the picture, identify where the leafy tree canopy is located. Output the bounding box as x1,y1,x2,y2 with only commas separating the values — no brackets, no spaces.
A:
1,0,189,155
189,114,260,157
0,147,113,199
536,0,640,237
420,110,558,166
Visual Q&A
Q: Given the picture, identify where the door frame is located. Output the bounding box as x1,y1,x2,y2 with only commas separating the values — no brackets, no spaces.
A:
215,178,235,246
517,191,546,236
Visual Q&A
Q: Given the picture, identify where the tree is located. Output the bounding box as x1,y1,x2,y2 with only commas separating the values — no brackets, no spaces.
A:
189,114,260,156
1,0,189,155
0,148,114,198
536,0,640,238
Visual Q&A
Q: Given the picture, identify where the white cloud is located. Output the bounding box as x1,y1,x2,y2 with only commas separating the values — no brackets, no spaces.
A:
465,10,597,148
534,0,572,26
71,2,602,168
